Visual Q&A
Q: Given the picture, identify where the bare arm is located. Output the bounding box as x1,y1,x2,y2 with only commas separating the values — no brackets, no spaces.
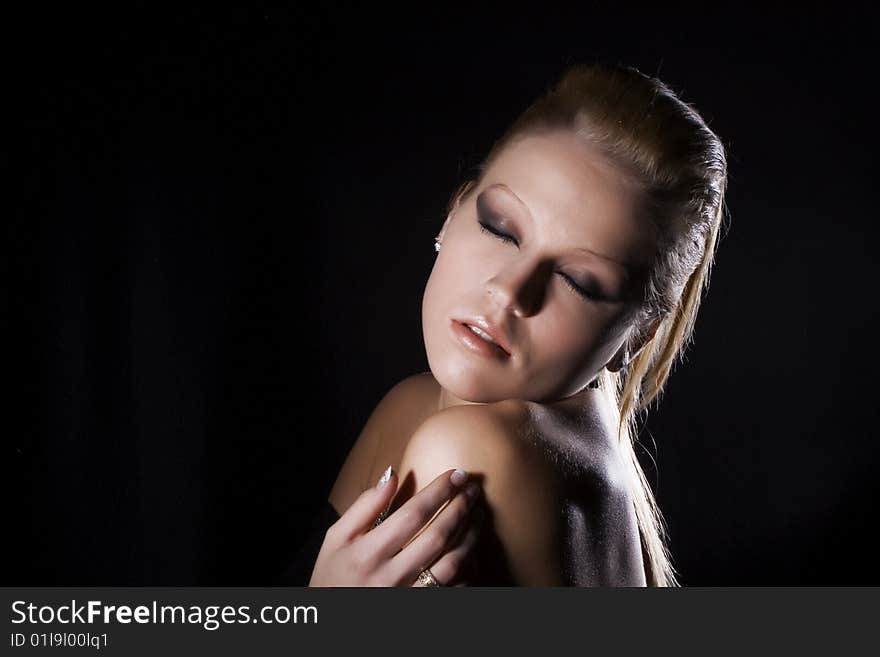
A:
396,404,565,586
314,375,485,586
329,375,422,513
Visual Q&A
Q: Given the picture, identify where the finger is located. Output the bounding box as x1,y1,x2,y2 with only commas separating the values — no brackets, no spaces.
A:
365,468,470,560
390,481,481,585
424,506,484,586
329,465,398,544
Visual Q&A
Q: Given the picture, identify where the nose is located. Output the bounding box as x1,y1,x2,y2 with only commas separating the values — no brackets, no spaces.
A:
485,256,552,318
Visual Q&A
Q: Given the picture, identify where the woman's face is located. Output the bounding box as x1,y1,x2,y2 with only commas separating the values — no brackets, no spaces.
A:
421,130,659,403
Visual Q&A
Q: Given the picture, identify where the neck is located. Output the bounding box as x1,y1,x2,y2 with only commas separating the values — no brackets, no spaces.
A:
435,379,600,414
437,386,483,411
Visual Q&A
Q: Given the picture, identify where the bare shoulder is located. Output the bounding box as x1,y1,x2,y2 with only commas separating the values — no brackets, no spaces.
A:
399,400,545,491
399,397,645,586
397,400,566,585
377,370,439,403
328,372,439,514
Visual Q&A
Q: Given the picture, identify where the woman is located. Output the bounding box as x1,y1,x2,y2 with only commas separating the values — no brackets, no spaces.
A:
288,61,728,586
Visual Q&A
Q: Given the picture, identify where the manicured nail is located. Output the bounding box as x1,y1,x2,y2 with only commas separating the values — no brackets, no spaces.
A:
376,465,392,490
450,468,467,487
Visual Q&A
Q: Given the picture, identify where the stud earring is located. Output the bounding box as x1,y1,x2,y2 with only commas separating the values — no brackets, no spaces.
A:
434,238,442,252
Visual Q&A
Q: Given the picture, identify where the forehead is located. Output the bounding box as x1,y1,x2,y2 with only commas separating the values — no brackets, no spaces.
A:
478,131,657,268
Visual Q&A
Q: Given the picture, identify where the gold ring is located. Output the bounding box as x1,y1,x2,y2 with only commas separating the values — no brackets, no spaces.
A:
417,567,441,587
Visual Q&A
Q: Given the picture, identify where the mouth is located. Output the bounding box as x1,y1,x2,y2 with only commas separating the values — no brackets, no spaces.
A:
450,320,511,359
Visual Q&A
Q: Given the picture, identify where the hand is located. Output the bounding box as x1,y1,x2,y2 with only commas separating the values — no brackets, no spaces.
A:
309,467,484,586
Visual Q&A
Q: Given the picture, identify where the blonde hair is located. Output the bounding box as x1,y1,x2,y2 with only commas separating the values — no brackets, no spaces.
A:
444,62,729,586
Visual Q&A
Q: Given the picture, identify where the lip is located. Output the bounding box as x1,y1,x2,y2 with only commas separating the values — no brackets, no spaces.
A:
450,317,512,358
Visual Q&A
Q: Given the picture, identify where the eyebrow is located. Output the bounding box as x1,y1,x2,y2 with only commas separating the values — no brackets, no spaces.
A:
483,183,640,273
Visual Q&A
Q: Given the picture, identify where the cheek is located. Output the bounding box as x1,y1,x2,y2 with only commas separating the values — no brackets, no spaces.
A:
423,238,492,310
529,307,627,374
420,243,496,367
423,257,461,316
421,258,463,350
533,314,599,363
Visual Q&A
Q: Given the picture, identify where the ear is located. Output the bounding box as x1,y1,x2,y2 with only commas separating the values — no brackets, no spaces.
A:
605,315,663,373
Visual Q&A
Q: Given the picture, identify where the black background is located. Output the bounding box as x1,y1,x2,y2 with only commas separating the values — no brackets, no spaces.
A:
7,4,878,585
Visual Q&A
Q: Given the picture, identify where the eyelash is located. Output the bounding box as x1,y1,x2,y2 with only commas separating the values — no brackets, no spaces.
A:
478,222,599,301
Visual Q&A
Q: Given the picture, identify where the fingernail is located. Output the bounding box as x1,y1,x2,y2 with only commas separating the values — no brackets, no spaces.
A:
376,465,393,490
450,468,467,487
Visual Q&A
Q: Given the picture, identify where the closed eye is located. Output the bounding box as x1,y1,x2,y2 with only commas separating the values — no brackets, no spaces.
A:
558,273,600,301
478,221,600,302
479,221,517,246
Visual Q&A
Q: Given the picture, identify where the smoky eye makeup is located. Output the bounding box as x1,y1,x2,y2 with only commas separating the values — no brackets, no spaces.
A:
474,186,630,304
475,212,607,302
476,192,512,226
476,200,520,246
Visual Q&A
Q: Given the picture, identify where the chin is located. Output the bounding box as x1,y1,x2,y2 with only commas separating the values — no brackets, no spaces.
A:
426,349,515,404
